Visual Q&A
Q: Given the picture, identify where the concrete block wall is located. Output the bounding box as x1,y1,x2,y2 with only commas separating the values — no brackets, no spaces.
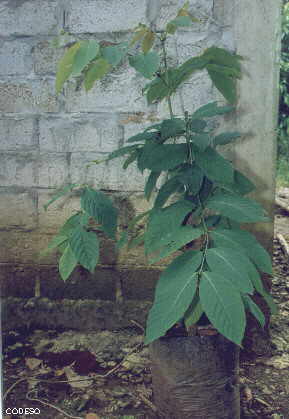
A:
0,0,281,303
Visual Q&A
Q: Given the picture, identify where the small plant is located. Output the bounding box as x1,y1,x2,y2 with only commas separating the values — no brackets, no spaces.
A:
45,2,277,346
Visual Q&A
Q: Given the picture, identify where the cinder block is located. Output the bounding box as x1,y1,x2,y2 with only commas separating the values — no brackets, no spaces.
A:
38,188,81,233
39,115,122,153
65,66,149,113
0,231,55,264
0,189,37,231
70,152,145,191
0,39,33,76
32,41,64,75
0,80,59,113
37,153,70,188
0,118,36,151
156,0,213,31
0,152,37,187
0,1,59,36
66,0,147,33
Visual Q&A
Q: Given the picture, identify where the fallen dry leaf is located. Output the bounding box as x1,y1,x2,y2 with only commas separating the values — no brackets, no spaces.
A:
63,366,92,389
25,357,42,370
85,413,100,419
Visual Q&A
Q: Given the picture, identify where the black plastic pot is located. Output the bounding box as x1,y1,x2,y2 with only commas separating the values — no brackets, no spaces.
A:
149,334,240,419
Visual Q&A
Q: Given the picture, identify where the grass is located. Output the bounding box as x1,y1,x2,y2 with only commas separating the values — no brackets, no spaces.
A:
277,157,289,187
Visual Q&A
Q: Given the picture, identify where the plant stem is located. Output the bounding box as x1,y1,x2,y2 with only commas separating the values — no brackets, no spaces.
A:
197,195,209,283
160,36,174,120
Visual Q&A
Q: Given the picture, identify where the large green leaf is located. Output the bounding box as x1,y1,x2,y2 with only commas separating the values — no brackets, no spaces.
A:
160,118,185,140
59,212,84,237
56,42,81,93
174,56,209,87
191,133,211,151
126,130,159,143
206,191,269,223
176,164,204,195
206,247,254,294
220,170,256,196
102,42,128,66
145,69,174,104
145,199,193,254
192,102,234,118
214,132,241,146
200,271,246,345
148,225,203,263
69,227,99,273
169,15,193,27
210,228,272,274
129,51,160,79
144,171,161,201
207,68,237,104
242,295,265,328
138,143,187,172
59,244,78,281
154,176,182,208
145,251,202,344
184,294,203,328
142,30,155,53
72,40,100,75
195,147,234,184
84,58,111,91
81,188,118,239
204,47,242,73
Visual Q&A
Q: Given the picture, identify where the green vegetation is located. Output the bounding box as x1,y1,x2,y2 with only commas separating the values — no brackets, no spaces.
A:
278,1,289,186
44,2,276,346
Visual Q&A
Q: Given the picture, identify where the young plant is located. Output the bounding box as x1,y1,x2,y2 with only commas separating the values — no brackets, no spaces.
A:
45,2,277,346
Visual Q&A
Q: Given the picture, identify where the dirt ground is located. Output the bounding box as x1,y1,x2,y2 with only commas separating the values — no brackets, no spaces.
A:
2,190,289,419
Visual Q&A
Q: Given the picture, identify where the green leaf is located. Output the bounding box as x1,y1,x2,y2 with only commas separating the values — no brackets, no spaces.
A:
72,40,100,75
184,294,203,328
84,58,111,91
148,225,203,263
145,71,172,104
191,133,211,151
145,251,202,344
207,68,237,104
144,171,161,201
102,42,128,66
69,226,99,273
176,164,204,195
59,212,83,237
145,199,193,253
175,55,209,86
206,247,254,294
142,30,155,54
44,184,78,211
195,147,234,184
107,144,141,161
192,102,234,118
206,63,242,79
242,295,265,328
128,233,145,249
169,16,192,27
188,118,207,133
154,176,182,208
81,188,118,239
214,132,241,146
200,271,246,345
59,244,78,281
138,143,187,171
261,291,278,315
123,149,139,169
206,191,269,223
56,42,81,93
210,228,272,274
130,24,148,46
166,23,177,35
126,130,159,143
46,234,68,251
129,51,160,79
221,170,256,196
116,230,129,250
204,47,242,73
160,118,185,140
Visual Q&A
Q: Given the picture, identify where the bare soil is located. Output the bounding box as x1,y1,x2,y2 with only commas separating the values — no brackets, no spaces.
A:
2,191,289,419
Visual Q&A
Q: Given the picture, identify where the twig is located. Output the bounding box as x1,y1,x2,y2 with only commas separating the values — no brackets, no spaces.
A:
254,397,271,407
135,391,158,413
130,319,145,333
276,198,289,214
26,391,83,419
276,233,289,261
102,342,143,378
4,377,27,400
